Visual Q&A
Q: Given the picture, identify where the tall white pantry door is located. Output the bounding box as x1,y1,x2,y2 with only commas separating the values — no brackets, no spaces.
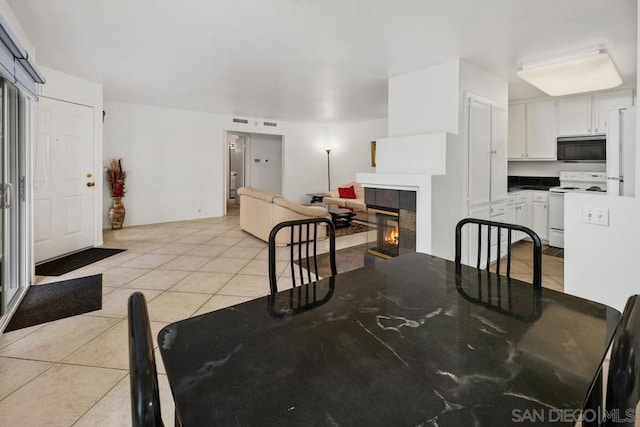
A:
34,97,95,263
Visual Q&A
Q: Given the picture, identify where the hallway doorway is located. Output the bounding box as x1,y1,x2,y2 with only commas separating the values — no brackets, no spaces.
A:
225,131,283,214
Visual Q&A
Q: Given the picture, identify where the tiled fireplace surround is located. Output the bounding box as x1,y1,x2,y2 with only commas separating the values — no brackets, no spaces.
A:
364,187,417,264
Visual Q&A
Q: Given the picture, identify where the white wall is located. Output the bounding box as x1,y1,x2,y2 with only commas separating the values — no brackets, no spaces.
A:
388,60,460,136
564,193,640,312
245,133,282,194
0,0,35,57
103,100,387,226
328,119,386,191
103,101,226,226
508,161,606,177
459,61,509,109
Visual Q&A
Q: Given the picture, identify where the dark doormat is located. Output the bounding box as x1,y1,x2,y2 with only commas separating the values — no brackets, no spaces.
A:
35,248,125,276
5,274,102,332
543,247,564,258
294,243,368,278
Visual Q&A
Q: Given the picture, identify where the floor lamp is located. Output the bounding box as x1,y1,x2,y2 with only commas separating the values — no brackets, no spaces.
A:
325,148,332,191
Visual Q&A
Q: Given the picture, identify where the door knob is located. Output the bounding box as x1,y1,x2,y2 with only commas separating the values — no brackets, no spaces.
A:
87,182,95,187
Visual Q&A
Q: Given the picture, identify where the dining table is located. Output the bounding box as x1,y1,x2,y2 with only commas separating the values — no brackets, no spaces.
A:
157,252,620,426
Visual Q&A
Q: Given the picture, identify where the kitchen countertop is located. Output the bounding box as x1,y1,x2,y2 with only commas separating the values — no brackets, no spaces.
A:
508,185,554,192
507,176,559,193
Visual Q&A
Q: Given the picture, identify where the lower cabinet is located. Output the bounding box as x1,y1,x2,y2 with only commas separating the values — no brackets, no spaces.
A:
506,192,529,242
466,203,507,268
531,191,549,240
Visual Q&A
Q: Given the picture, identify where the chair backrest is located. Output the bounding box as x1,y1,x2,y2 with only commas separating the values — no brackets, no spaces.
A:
455,217,542,289
268,277,336,318
268,217,336,295
128,292,165,427
605,295,640,426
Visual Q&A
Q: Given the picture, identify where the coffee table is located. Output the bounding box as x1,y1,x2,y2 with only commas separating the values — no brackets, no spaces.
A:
305,192,326,204
329,205,355,228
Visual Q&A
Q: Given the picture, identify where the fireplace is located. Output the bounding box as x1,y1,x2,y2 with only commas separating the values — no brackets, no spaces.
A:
363,188,416,264
367,207,400,259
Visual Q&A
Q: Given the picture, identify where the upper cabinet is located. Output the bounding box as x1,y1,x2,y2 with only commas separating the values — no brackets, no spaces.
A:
507,104,525,159
592,90,633,134
525,99,556,159
508,88,634,161
508,100,556,161
557,89,633,136
557,95,591,136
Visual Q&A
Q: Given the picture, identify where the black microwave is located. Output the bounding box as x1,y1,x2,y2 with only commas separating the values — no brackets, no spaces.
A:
557,136,606,162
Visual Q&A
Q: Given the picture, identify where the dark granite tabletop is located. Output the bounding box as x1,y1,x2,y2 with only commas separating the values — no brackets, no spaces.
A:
158,252,619,426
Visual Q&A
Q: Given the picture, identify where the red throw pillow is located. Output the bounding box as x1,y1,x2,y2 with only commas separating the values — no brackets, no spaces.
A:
338,185,357,199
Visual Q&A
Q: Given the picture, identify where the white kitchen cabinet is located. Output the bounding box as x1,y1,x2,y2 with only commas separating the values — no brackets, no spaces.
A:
490,107,508,203
509,100,556,160
557,95,592,136
592,90,633,134
468,99,492,207
468,98,507,207
506,191,528,242
464,95,508,267
525,99,557,159
557,89,634,136
507,104,525,159
531,191,548,240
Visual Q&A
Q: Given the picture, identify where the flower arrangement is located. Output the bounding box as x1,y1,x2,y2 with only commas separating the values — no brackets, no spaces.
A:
105,158,126,198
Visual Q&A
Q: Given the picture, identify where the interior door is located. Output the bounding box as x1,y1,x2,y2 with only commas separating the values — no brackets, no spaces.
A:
34,97,95,263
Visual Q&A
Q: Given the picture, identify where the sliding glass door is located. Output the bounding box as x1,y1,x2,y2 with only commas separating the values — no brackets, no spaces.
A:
0,79,30,325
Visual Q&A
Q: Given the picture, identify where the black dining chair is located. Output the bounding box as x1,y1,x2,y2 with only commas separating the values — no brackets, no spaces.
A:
455,217,543,289
454,218,543,321
604,294,640,427
128,292,181,427
268,217,336,295
268,277,336,319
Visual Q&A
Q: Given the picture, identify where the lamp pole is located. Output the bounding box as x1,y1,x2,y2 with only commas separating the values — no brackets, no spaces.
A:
325,148,332,191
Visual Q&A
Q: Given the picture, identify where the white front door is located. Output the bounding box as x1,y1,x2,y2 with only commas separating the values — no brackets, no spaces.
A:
34,97,95,262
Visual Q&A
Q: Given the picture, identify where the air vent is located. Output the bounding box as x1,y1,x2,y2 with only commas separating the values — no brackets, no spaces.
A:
263,121,278,127
232,118,248,124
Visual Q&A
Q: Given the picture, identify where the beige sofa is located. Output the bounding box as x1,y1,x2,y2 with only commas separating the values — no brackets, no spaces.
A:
323,181,366,212
237,186,330,246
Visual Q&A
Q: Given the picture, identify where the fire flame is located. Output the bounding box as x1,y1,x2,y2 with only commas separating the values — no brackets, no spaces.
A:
384,226,399,246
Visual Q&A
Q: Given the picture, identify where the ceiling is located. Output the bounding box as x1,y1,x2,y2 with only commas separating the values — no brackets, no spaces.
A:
7,0,637,122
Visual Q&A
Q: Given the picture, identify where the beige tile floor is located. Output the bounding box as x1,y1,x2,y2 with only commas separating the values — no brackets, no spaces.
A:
490,241,565,292
0,206,369,426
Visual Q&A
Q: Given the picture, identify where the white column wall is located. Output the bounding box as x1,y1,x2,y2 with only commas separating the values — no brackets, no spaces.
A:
564,193,640,312
103,100,386,227
388,59,460,136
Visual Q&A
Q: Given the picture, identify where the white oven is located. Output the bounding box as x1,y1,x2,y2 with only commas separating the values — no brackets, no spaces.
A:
548,171,608,249
548,191,565,248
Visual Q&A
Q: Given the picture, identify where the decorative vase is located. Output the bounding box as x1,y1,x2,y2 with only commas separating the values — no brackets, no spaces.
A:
109,197,125,230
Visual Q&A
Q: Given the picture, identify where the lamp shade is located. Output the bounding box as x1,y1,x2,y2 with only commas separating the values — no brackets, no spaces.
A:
517,51,622,96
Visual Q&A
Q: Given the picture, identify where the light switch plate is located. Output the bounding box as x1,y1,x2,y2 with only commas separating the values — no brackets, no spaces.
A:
582,207,609,226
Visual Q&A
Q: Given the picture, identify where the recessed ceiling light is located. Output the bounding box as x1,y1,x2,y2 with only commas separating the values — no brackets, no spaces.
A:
517,50,622,96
